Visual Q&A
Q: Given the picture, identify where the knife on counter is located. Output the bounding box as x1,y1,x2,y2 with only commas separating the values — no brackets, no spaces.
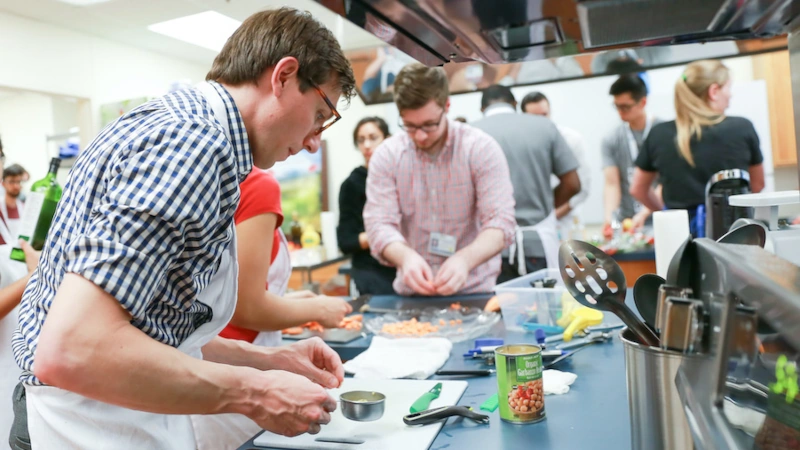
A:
409,382,442,413
347,294,372,312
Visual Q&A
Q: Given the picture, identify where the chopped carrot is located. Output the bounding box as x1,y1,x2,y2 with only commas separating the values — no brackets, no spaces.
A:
381,319,440,336
282,327,304,335
450,302,462,310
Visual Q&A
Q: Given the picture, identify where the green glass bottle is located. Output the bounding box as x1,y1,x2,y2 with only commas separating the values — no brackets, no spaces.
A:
10,158,62,262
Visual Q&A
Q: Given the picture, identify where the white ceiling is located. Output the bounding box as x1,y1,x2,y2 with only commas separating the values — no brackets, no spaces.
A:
0,0,383,66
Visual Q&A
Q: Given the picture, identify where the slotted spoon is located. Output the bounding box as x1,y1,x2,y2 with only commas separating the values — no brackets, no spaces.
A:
558,240,660,347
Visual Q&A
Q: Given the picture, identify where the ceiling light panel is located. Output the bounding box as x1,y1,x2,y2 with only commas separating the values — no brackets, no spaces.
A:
148,11,242,52
55,0,115,5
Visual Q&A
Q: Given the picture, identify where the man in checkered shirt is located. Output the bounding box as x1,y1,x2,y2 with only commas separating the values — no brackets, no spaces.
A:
363,63,516,296
9,8,355,449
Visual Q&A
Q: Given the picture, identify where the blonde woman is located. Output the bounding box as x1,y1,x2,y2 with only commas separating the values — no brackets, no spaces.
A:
630,60,764,234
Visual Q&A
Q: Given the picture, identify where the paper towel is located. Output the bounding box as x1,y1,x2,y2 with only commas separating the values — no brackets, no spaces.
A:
653,210,690,279
320,211,339,259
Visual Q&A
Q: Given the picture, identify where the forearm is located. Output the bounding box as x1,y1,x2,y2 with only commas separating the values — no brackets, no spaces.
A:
637,188,663,212
202,336,281,371
456,228,505,270
382,241,416,268
230,291,327,331
0,274,30,320
604,187,621,223
367,223,406,265
555,203,572,220
634,207,653,222
553,184,574,210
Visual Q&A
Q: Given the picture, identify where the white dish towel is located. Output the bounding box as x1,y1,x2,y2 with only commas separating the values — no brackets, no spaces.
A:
344,336,453,379
543,369,578,395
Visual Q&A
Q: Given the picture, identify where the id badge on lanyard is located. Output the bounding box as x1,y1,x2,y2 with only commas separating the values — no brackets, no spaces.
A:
429,232,457,257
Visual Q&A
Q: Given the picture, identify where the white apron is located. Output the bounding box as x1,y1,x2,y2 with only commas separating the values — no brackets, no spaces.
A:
26,231,238,450
25,80,241,450
0,246,30,441
508,211,559,276
192,230,293,450
252,229,291,347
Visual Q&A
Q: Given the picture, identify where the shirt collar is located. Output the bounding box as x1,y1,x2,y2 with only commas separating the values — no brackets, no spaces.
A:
208,81,254,183
483,103,516,117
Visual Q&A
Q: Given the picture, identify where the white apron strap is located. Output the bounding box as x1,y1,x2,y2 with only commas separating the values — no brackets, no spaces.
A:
252,229,292,348
267,229,291,297
508,211,559,276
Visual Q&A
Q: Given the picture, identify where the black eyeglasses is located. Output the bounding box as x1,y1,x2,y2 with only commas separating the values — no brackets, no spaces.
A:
312,85,341,135
399,110,446,134
613,101,640,112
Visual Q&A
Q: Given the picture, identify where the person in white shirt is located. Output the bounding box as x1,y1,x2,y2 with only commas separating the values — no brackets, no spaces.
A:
0,164,25,243
520,92,591,229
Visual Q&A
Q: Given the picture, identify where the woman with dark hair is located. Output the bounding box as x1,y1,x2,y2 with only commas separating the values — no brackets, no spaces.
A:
337,117,396,294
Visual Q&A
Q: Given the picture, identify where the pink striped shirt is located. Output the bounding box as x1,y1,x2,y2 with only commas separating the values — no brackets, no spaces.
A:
364,119,516,295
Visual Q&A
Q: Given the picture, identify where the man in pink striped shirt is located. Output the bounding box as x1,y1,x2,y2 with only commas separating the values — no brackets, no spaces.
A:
363,63,516,296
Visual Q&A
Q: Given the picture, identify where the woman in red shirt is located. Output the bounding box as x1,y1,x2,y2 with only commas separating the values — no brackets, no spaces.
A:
192,169,351,449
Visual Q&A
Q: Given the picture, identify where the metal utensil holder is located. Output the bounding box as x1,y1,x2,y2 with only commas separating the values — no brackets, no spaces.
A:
620,328,698,450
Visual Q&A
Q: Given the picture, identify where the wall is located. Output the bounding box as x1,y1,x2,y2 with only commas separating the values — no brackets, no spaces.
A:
0,11,208,136
322,97,388,214
0,93,54,179
1,9,793,222
323,54,794,225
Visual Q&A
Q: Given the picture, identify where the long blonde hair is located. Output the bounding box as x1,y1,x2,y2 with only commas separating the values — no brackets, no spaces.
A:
674,60,729,166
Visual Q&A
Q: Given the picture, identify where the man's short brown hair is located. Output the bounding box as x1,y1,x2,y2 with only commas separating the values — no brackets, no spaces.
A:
393,63,449,111
207,7,356,102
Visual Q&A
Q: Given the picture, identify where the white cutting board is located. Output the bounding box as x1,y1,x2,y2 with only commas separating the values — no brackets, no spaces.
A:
253,379,468,450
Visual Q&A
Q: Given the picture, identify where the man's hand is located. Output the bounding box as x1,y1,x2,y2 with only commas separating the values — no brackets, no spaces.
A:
245,369,337,437
433,254,469,296
310,296,353,329
400,252,436,295
270,337,344,389
19,239,41,274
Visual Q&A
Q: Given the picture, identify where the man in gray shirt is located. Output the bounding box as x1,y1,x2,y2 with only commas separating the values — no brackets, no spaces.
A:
473,85,580,283
602,74,662,231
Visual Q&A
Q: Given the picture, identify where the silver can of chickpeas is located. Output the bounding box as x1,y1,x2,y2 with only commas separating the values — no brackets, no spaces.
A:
495,344,545,424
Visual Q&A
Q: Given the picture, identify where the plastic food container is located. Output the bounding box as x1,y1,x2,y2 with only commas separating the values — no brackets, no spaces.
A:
494,269,567,333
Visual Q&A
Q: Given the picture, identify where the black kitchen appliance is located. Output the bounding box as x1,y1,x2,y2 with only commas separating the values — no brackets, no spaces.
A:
704,169,752,241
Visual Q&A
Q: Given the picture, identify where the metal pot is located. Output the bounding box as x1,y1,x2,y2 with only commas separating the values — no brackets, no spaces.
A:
339,391,386,422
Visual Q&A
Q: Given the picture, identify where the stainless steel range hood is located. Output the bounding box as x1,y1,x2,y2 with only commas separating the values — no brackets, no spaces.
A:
317,0,796,66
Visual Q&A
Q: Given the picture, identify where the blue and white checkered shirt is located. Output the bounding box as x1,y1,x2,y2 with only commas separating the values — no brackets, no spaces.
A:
13,81,253,385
